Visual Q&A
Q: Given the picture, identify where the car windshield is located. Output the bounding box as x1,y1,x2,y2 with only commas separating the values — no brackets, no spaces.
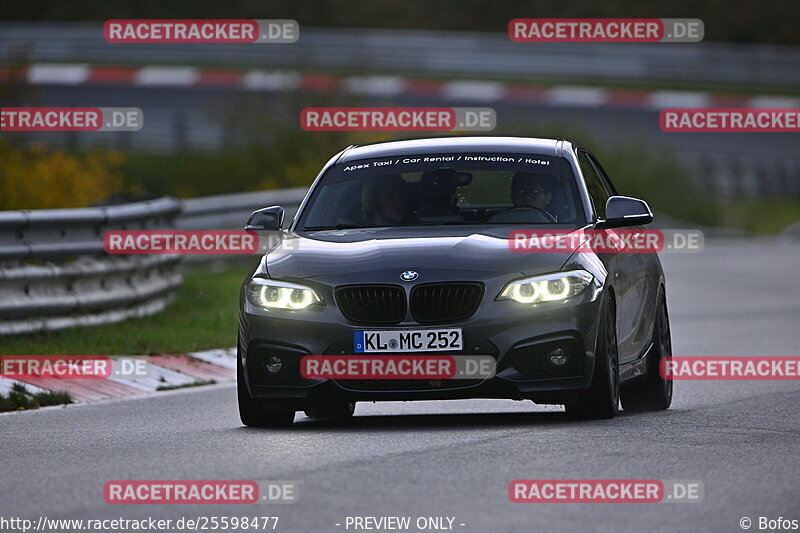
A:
299,152,585,230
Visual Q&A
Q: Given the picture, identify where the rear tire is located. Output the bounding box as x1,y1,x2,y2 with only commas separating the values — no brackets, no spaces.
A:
565,295,620,420
621,294,673,412
305,400,355,421
237,346,295,428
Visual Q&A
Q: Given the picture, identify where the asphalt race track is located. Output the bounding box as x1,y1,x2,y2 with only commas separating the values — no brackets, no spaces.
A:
1,238,799,533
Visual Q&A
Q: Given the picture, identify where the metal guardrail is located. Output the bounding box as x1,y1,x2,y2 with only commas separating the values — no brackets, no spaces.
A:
0,189,307,335
0,257,182,335
1,24,799,88
0,197,181,260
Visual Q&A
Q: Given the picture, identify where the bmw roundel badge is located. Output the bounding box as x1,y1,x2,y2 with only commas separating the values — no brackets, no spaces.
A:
400,270,418,282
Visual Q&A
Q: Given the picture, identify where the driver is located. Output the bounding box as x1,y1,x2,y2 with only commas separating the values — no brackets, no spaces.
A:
510,172,553,211
487,172,557,223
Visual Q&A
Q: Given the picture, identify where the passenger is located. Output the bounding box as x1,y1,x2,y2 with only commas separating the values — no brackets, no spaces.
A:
361,174,411,226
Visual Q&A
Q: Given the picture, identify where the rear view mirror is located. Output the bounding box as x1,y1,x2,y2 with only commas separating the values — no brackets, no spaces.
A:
598,196,653,228
245,206,285,231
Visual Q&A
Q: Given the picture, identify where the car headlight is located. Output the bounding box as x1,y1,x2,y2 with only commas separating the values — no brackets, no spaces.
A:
246,278,323,310
497,270,594,304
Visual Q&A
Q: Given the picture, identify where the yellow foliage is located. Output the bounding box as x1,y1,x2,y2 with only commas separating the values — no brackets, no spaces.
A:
0,141,125,210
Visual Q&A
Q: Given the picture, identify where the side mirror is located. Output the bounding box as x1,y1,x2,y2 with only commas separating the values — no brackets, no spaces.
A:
597,196,653,228
245,206,284,231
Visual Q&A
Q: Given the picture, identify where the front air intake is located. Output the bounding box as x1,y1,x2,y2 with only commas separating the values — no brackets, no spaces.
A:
410,282,484,324
335,284,406,325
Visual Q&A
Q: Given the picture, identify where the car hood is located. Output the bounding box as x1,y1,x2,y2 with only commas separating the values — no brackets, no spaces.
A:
258,227,587,282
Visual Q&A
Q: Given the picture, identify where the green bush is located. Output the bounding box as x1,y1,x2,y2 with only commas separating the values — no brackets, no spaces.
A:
121,95,393,196
591,143,719,227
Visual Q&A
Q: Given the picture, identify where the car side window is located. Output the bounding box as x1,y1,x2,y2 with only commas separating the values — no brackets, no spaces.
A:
587,152,617,196
578,150,611,219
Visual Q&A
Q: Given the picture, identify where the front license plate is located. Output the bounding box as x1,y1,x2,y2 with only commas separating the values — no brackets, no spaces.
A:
354,328,463,353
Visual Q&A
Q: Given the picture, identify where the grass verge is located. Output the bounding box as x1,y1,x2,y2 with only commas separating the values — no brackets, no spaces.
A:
718,199,800,235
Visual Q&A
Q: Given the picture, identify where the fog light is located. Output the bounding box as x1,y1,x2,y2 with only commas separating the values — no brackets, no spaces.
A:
264,356,283,375
548,348,569,367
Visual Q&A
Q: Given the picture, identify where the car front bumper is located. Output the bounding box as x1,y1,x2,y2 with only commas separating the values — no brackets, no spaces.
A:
238,288,605,409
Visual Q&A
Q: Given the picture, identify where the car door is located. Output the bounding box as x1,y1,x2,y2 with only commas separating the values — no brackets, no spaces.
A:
587,152,657,363
579,150,634,365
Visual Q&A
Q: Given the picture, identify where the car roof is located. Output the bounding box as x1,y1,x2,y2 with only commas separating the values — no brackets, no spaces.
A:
338,136,575,162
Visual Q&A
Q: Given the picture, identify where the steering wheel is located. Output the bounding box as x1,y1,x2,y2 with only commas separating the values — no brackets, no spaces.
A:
506,205,557,223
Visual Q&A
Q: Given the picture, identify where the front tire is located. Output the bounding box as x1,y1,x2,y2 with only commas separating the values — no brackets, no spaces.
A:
566,295,620,420
237,346,295,428
620,294,673,412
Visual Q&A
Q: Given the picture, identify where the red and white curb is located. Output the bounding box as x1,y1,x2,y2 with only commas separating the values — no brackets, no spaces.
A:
1,348,236,404
3,63,798,110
